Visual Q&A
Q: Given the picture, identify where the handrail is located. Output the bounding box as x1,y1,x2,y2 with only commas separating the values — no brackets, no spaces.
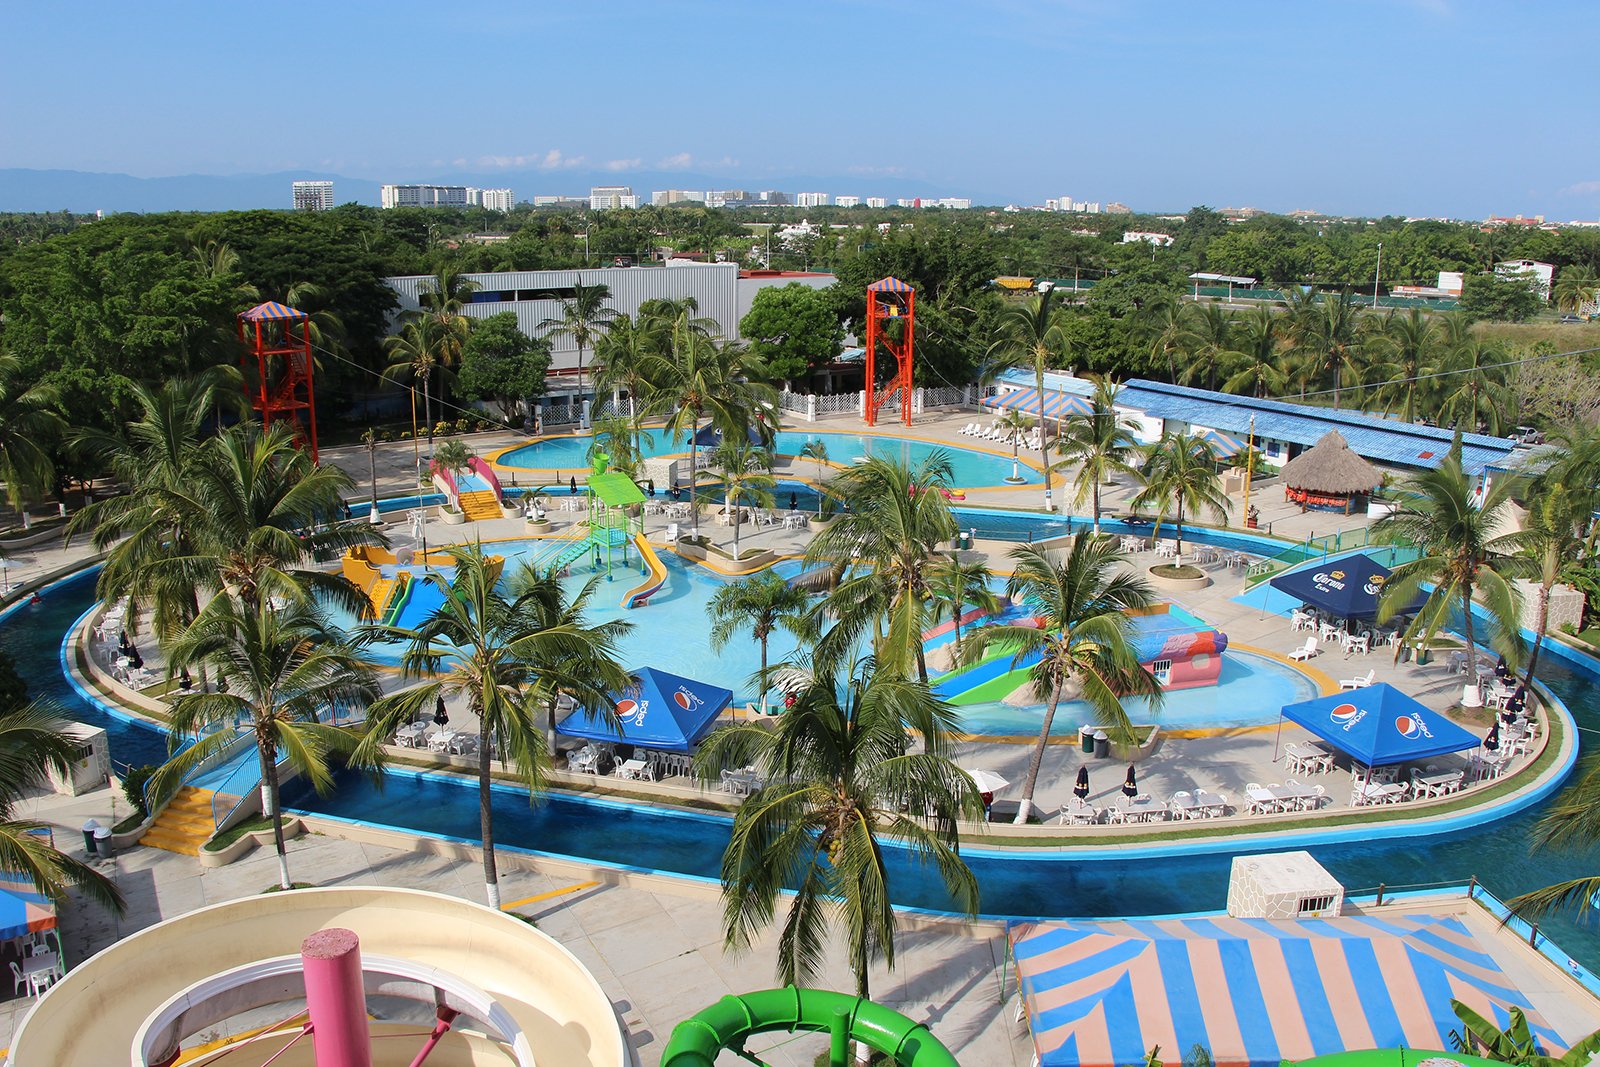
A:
467,456,505,503
209,742,268,830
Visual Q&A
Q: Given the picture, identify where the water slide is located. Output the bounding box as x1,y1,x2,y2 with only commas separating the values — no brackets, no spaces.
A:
662,987,957,1067
624,534,668,608
931,644,1043,705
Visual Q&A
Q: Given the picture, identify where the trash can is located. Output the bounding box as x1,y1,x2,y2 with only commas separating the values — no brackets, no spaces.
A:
1093,730,1109,759
956,531,969,551
81,819,101,858
93,825,113,859
1079,724,1096,754
1414,644,1430,665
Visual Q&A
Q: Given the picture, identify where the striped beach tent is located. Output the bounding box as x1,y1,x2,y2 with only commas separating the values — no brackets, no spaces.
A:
0,869,56,941
239,301,307,322
983,388,1094,421
1010,914,1568,1067
1196,428,1245,459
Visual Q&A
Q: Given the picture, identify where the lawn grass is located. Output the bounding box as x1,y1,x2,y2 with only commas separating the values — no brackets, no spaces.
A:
203,815,272,852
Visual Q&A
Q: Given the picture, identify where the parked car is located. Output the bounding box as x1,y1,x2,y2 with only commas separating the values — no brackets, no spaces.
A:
1511,425,1544,446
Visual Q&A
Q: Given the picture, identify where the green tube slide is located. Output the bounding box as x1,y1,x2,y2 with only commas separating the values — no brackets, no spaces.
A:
661,987,959,1067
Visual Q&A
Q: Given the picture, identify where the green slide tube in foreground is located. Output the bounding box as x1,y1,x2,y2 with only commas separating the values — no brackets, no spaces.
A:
661,987,959,1067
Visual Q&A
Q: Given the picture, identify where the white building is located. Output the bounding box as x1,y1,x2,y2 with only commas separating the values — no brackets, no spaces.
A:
470,188,515,212
381,184,471,209
1073,201,1102,213
652,189,705,206
1122,231,1174,247
531,195,585,207
796,192,830,208
935,197,972,210
834,195,860,208
589,186,639,210
1495,259,1555,301
291,180,334,211
865,197,887,209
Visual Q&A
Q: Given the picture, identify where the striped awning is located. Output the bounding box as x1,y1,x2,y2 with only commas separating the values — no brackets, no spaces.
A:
0,869,56,941
239,301,307,322
983,388,1093,421
867,277,914,293
1010,915,1568,1067
1197,428,1245,459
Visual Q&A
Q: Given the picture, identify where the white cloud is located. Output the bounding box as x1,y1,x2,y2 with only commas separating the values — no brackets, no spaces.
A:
1561,180,1600,197
658,152,694,169
603,158,643,172
455,150,587,171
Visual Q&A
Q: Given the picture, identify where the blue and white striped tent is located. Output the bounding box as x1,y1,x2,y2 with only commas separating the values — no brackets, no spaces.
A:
983,388,1093,421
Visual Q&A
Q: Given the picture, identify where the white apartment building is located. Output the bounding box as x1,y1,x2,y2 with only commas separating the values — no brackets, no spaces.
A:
531,195,586,207
469,188,515,212
291,180,334,211
652,190,706,206
796,192,830,208
1495,259,1555,301
1122,231,1174,247
834,195,860,208
381,184,471,209
935,197,972,210
1073,201,1102,213
590,186,639,210
865,197,887,209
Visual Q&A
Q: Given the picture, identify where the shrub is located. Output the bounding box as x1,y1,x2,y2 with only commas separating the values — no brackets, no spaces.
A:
122,764,157,816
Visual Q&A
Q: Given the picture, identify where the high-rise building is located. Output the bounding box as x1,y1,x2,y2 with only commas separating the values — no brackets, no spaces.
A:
590,186,638,210
652,189,706,206
292,180,334,212
935,197,972,210
865,197,887,209
1105,202,1133,215
796,192,830,208
381,184,471,209
465,187,515,211
531,195,585,207
834,195,860,208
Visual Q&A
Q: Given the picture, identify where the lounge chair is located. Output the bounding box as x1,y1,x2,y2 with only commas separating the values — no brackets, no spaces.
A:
1339,669,1375,690
1289,637,1318,661
664,522,680,543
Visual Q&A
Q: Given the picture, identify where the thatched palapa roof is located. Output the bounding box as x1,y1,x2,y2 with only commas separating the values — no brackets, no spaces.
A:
1280,431,1382,494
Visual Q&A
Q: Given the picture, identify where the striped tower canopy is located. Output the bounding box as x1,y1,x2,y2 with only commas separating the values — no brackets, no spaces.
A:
1196,428,1245,459
867,277,914,293
239,301,308,322
1010,915,1568,1067
0,870,56,940
983,388,1094,421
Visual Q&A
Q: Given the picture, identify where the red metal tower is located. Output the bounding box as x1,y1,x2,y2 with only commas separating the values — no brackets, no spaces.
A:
238,301,318,461
863,277,915,427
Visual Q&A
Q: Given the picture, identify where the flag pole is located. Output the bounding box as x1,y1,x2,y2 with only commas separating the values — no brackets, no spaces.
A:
1242,414,1256,523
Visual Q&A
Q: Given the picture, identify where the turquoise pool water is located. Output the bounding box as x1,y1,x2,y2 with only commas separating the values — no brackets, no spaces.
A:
494,429,1039,488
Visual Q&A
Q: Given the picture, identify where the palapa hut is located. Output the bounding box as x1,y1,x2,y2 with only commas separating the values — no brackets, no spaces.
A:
1280,430,1382,514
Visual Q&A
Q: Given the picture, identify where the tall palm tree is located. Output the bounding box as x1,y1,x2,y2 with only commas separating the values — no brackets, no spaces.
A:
592,312,665,457
798,438,832,515
1500,485,1585,691
707,572,815,712
1553,264,1599,315
384,317,464,458
926,556,1000,670
988,290,1072,508
155,597,380,890
1288,291,1365,407
540,277,617,400
1137,298,1198,385
805,453,959,682
1132,432,1230,565
1182,304,1233,392
638,326,778,541
0,705,124,913
703,442,776,559
1221,305,1285,398
358,547,632,907
1437,335,1512,436
1369,308,1442,423
1054,378,1142,534
1373,452,1523,682
0,352,65,518
693,658,981,1003
995,408,1035,480
976,538,1163,824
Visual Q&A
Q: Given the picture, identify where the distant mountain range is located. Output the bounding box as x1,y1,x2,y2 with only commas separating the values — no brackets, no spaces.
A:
0,167,983,214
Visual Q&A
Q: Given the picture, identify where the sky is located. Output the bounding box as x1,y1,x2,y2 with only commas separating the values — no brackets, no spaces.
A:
3,0,1598,219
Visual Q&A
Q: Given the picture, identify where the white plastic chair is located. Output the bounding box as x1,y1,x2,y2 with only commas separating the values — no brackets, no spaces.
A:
1339,669,1375,690
664,523,680,543
1289,637,1318,662
9,961,24,997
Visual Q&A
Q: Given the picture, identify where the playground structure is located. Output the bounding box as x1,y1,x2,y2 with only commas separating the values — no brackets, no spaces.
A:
521,459,668,609
341,545,503,627
431,453,509,521
864,277,915,428
662,987,958,1067
238,301,318,461
8,886,628,1067
927,602,1228,705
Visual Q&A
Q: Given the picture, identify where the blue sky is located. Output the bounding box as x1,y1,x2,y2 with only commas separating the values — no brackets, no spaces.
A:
3,0,1596,218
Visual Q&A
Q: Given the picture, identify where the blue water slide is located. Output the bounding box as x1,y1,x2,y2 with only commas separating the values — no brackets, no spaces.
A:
931,646,1041,699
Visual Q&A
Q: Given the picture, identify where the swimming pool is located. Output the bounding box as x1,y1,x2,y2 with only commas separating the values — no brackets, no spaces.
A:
494,429,1040,488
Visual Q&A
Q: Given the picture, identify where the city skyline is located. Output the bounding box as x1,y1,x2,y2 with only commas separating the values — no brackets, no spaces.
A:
3,1,1598,219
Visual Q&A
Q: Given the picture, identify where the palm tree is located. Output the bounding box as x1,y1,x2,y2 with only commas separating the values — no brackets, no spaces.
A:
539,277,617,400
1373,452,1523,683
976,538,1163,824
926,556,1000,670
1369,308,1441,423
0,705,124,913
357,547,632,907
1437,334,1512,436
988,289,1072,507
0,352,65,520
707,572,815,712
1137,298,1197,385
693,658,981,1004
1221,305,1285,398
805,453,958,682
1288,291,1364,407
592,312,665,457
1500,485,1585,691
1132,432,1230,565
155,597,380,890
1181,304,1233,392
1554,264,1599,315
703,442,776,560
1053,378,1141,534
798,438,831,515
638,325,778,540
995,408,1034,481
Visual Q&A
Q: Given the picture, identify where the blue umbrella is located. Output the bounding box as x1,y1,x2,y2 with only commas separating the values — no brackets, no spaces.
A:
1278,683,1482,767
1269,553,1425,622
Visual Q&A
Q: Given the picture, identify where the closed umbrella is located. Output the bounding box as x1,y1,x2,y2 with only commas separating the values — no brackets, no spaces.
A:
118,630,133,655
1122,764,1138,799
433,696,450,729
1073,766,1090,800
962,769,1010,794
128,648,144,670
1483,721,1500,752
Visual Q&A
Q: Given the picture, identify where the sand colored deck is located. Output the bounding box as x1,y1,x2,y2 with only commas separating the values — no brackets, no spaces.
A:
10,886,629,1066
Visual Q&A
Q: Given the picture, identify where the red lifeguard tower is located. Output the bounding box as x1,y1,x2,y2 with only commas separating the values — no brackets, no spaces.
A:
864,277,915,428
238,301,318,461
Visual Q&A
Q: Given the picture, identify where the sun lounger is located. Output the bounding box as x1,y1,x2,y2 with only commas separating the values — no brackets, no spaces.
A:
1339,669,1375,690
1288,637,1318,661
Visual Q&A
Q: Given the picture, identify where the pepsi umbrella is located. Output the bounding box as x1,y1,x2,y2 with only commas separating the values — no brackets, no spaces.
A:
1122,765,1138,799
1278,684,1481,767
1074,766,1090,800
1268,553,1425,622
558,666,733,753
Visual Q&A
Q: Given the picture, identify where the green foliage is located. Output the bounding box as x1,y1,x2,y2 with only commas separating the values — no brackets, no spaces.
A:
1460,271,1544,323
738,283,844,382
121,764,157,817
0,647,29,716
1448,998,1600,1067
456,313,551,420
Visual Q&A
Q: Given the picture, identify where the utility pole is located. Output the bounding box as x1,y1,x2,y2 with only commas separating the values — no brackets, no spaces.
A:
1373,241,1383,309
363,429,381,524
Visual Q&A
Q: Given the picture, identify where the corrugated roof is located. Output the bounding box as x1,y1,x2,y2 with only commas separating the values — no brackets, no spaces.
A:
1114,379,1514,474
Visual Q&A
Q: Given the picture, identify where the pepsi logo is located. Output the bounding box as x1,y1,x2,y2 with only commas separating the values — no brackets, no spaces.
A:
616,699,637,716
674,691,692,709
1395,715,1424,739
1330,703,1360,724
